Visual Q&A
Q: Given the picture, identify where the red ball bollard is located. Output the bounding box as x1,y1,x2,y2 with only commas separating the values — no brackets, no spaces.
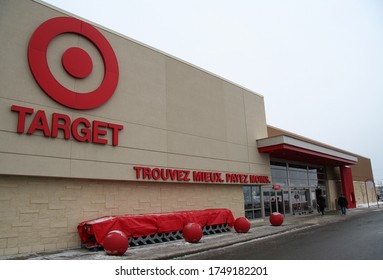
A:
103,230,129,256
234,217,251,233
269,212,284,226
183,223,203,243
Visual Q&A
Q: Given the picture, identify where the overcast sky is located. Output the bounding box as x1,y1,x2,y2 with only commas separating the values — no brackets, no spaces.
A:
41,0,383,184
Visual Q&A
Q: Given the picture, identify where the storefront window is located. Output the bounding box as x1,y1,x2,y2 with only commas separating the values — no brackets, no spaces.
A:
289,164,309,187
243,186,262,219
268,161,327,216
244,186,252,210
271,161,327,188
308,167,326,187
290,179,308,187
271,161,288,186
289,163,307,171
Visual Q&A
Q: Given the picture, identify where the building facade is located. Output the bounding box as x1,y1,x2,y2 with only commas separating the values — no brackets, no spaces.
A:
0,0,375,257
254,126,376,218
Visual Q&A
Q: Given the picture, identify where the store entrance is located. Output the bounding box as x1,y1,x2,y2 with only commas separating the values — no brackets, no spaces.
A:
291,188,313,215
263,189,290,216
248,186,318,218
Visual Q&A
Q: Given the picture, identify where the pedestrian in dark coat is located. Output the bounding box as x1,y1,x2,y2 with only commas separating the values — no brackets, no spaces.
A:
317,195,326,215
338,194,348,215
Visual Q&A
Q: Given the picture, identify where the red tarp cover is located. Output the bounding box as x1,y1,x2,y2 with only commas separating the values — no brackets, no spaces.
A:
77,208,235,247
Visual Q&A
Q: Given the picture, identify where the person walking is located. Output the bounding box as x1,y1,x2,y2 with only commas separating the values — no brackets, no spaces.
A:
338,194,348,215
317,195,326,215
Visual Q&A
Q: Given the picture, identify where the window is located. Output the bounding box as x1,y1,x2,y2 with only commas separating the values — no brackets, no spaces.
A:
243,186,262,219
271,161,288,186
270,161,326,188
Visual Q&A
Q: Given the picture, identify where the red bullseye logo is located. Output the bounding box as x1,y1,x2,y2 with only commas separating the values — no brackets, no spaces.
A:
28,17,119,110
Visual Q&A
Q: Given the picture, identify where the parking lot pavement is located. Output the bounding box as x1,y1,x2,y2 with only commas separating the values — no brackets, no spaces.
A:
5,206,380,260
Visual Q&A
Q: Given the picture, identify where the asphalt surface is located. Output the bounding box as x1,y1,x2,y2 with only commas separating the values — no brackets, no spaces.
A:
5,206,382,260
177,209,383,259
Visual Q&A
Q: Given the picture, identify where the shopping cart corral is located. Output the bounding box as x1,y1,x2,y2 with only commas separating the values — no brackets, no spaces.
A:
77,208,235,249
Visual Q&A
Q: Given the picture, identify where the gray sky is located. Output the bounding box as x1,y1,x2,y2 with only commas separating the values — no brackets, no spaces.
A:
42,0,383,184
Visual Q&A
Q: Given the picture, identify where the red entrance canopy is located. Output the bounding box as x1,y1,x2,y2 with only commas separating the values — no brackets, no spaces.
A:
257,135,357,166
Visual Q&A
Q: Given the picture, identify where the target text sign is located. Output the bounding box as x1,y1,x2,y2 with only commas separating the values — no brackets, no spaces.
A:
10,17,123,146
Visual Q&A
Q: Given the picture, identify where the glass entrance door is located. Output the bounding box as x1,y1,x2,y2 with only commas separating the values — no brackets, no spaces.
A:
283,190,290,214
291,188,312,215
263,189,289,216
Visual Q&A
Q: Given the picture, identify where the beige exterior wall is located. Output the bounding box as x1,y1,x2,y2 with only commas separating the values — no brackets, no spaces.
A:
326,180,340,210
0,175,244,257
353,180,378,206
0,0,269,256
0,0,269,181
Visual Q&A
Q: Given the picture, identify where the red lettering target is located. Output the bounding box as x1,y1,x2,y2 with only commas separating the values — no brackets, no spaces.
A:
28,17,119,110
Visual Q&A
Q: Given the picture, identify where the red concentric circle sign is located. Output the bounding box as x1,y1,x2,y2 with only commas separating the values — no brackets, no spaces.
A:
28,17,119,110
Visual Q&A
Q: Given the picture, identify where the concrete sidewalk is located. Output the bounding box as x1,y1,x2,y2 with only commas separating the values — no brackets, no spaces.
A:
6,206,382,260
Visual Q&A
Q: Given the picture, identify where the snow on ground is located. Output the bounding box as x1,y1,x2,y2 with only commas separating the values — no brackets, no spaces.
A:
356,201,383,208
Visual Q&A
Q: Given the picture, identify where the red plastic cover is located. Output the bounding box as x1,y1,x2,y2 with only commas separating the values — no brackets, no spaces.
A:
77,208,235,247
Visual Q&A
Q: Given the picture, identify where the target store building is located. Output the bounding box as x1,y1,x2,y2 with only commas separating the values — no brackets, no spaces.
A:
0,0,375,257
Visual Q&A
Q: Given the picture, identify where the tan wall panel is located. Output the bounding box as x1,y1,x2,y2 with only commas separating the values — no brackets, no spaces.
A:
0,100,33,133
0,153,71,177
249,163,271,176
223,82,248,145
226,161,251,174
244,91,268,147
166,58,227,140
248,146,271,165
354,180,378,205
0,131,71,158
327,180,339,210
70,141,168,166
167,154,229,172
123,123,167,152
167,131,228,160
354,181,366,205
69,160,133,180
107,40,167,129
351,156,374,181
226,143,250,163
